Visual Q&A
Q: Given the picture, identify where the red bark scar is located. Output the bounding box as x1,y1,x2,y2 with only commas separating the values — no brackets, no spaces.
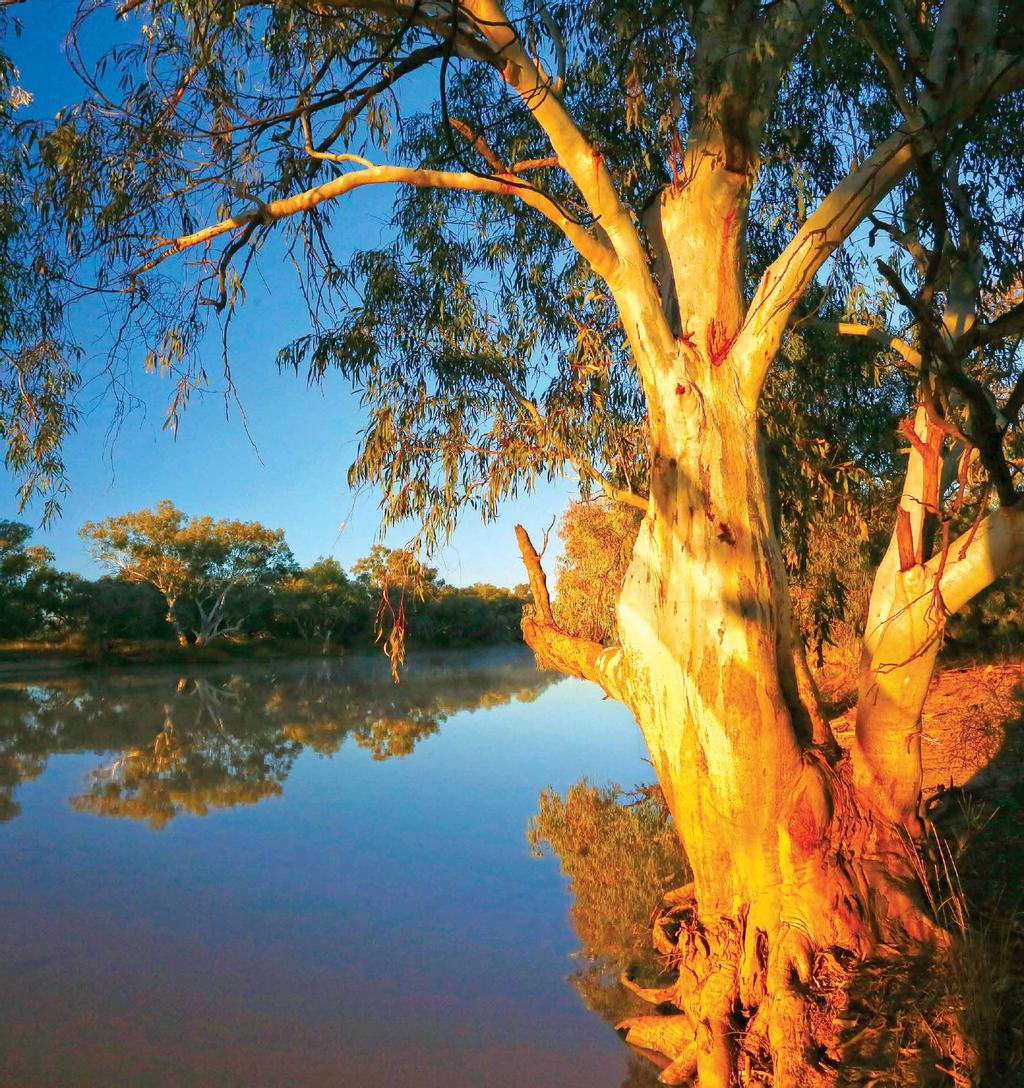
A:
675,382,688,395
706,316,737,367
788,793,823,853
676,323,696,351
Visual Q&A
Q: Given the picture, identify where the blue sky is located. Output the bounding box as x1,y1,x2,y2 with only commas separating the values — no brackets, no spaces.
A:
0,4,576,587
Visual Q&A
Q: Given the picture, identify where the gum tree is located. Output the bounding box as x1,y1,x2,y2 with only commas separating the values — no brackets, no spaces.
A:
81,500,294,645
23,0,1024,1081
278,556,373,649
0,520,64,637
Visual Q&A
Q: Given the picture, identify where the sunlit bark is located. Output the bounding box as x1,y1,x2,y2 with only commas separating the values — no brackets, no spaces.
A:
517,138,1017,1079
95,0,1024,1079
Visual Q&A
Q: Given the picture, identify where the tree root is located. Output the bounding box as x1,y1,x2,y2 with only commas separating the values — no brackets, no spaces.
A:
617,1013,695,1059
617,873,973,1087
620,970,678,1006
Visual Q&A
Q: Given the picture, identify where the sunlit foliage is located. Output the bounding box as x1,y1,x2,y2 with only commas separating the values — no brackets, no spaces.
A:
80,499,295,645
277,557,369,649
0,13,79,520
0,520,64,637
553,500,641,644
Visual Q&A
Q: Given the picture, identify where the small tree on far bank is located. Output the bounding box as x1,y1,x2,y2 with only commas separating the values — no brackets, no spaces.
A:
352,545,440,596
278,557,370,652
0,521,64,638
80,500,294,647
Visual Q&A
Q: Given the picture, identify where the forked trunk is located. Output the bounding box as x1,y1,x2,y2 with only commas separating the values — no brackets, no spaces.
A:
613,368,937,1084
853,409,945,828
522,167,952,1084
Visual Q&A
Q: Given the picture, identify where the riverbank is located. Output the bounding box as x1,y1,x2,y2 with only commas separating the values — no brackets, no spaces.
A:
0,635,525,676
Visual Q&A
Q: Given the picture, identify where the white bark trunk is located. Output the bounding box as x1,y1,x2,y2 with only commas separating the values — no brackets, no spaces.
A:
854,406,1024,825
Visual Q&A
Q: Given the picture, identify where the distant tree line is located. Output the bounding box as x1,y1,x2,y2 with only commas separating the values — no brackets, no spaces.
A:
0,501,527,652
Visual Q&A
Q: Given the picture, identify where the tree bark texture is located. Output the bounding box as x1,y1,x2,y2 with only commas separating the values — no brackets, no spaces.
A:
517,160,1024,1084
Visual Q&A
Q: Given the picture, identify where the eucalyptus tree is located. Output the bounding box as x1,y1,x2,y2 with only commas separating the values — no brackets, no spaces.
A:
278,556,366,650
22,0,1024,1081
0,10,78,521
81,500,295,645
0,520,64,636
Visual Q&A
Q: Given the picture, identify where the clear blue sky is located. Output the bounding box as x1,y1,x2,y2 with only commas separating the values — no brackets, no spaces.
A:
0,5,576,587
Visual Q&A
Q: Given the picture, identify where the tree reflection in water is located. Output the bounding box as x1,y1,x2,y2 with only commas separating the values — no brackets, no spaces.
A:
2,654,681,1084
529,780,691,1086
0,650,556,827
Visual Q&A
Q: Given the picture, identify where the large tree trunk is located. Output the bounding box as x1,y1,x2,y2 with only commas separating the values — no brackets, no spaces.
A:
521,165,950,1085
611,376,933,1084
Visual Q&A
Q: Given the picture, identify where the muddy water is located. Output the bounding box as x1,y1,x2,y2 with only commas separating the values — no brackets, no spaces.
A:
0,649,652,1087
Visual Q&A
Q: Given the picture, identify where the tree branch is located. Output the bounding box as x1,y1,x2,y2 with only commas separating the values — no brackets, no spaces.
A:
932,504,1024,617
808,320,923,369
516,522,554,625
315,0,500,65
738,29,1024,402
738,122,924,399
884,0,928,76
458,0,678,370
591,474,649,512
875,258,936,334
835,0,918,123
129,161,615,279
515,524,630,704
447,117,507,174
954,299,1024,357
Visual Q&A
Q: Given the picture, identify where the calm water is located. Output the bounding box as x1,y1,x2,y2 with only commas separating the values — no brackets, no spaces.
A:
0,648,653,1087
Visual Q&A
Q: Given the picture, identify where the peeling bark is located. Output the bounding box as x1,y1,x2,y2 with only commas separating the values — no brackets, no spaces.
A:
517,162,985,1083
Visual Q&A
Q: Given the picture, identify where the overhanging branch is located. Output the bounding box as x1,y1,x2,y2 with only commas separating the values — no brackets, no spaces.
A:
808,320,923,370
129,160,615,280
515,524,630,704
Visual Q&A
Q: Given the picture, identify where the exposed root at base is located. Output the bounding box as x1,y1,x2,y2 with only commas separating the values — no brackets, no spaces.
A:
616,883,974,1087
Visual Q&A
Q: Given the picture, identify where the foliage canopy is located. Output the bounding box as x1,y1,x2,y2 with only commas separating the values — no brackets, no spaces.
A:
9,0,1019,562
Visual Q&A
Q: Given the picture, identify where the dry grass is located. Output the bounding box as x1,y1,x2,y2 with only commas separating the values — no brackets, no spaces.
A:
813,661,1024,1086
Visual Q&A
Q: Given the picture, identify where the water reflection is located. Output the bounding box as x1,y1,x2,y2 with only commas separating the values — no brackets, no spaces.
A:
0,650,557,827
529,780,690,1086
1,652,666,1088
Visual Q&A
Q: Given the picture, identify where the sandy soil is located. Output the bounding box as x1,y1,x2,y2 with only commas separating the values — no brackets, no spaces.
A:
828,661,1024,798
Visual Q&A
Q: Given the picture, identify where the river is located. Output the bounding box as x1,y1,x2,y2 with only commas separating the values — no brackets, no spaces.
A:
0,648,661,1087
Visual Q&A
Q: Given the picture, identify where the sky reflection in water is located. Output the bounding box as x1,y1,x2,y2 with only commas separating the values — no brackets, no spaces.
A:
0,649,655,1087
